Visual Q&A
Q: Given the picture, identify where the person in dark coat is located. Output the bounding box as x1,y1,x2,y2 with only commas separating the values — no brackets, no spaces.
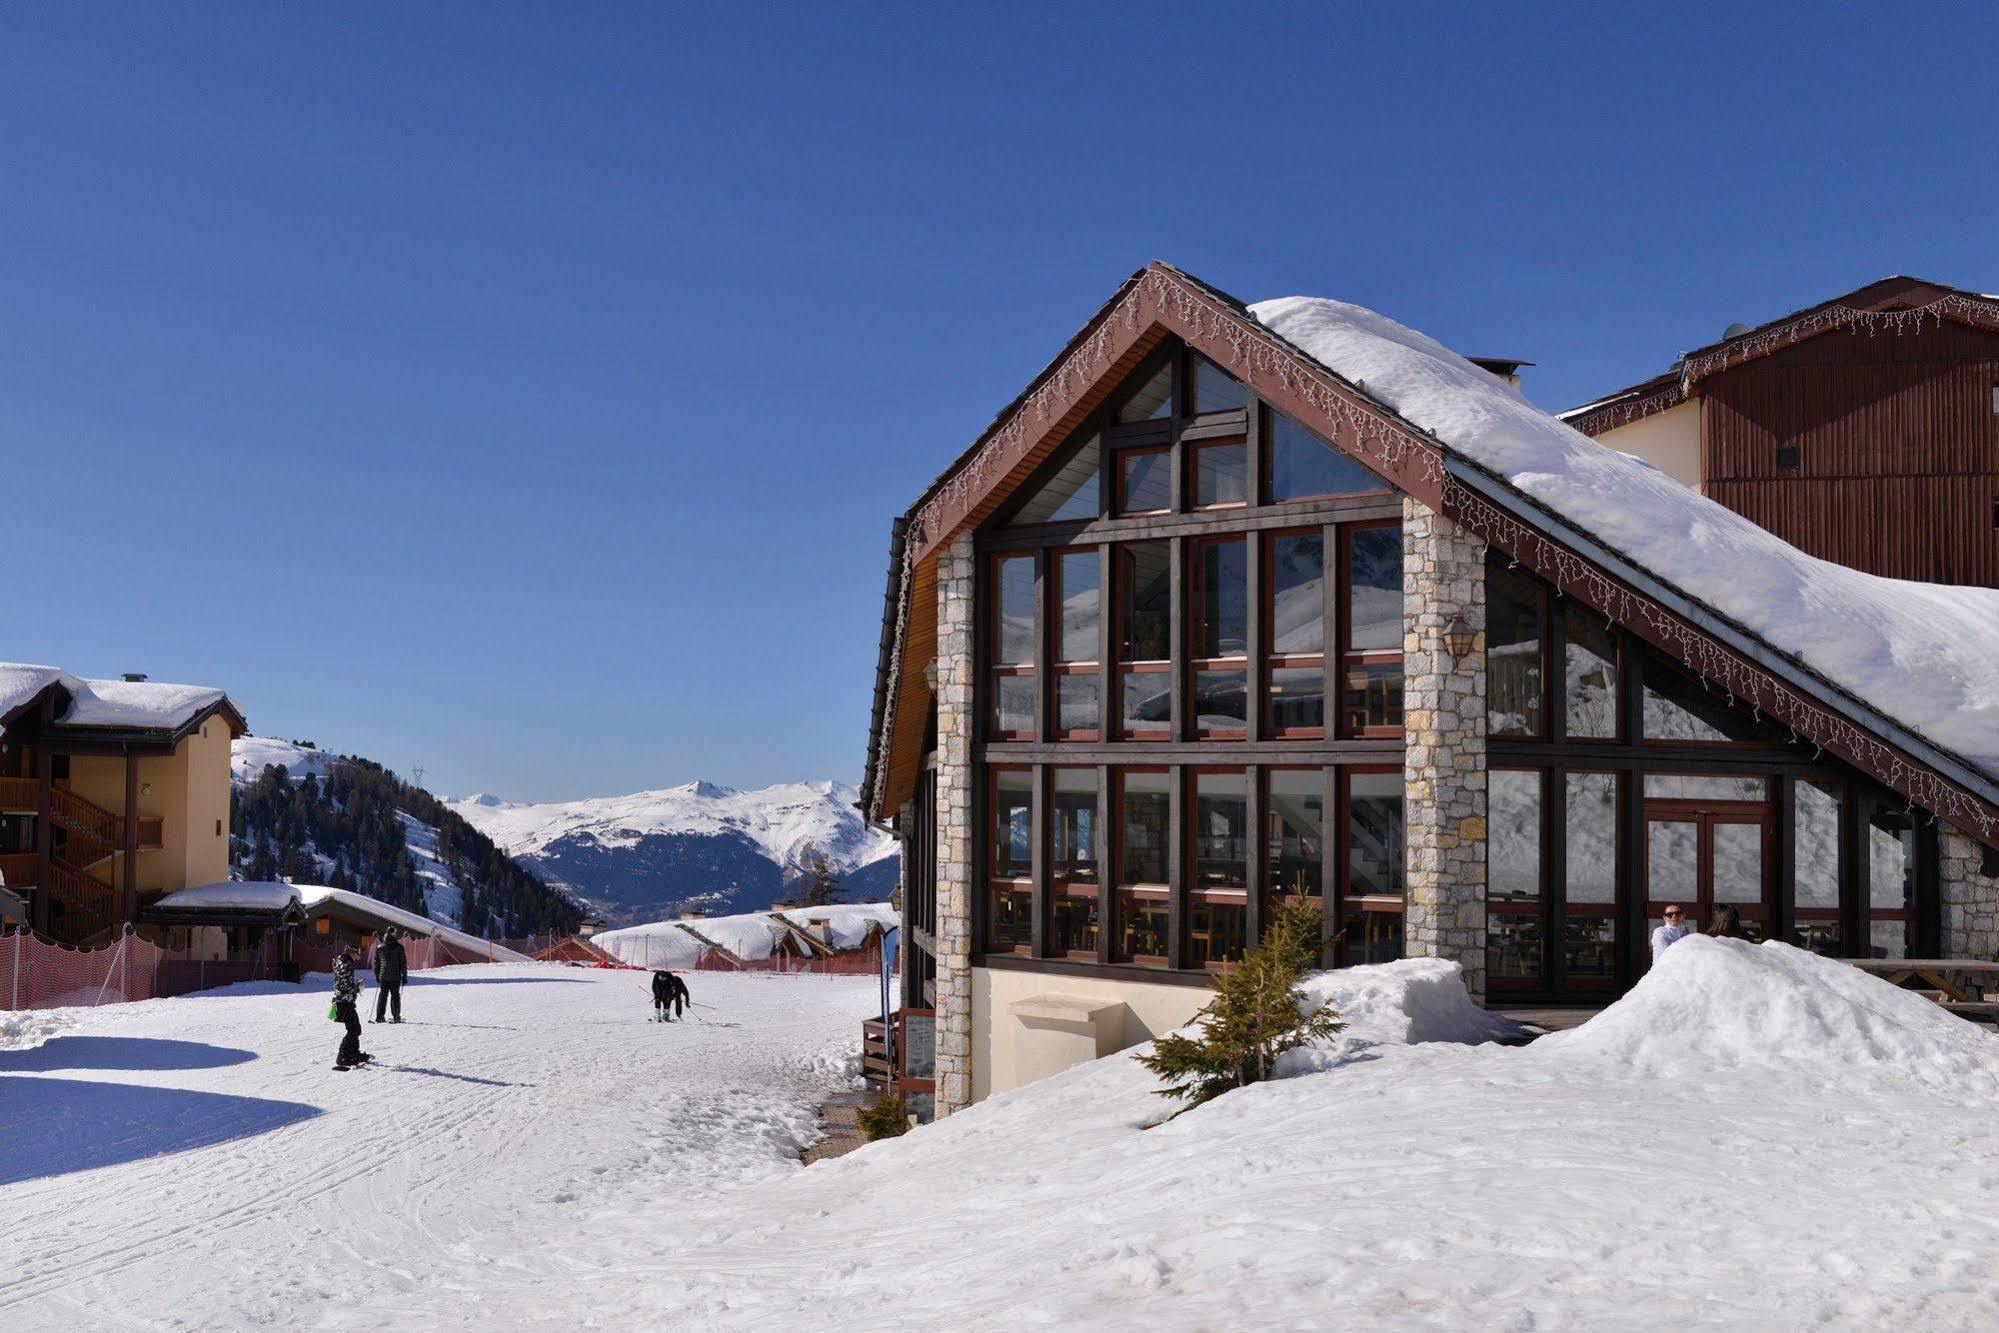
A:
651,969,690,1021
374,927,408,1024
332,946,373,1071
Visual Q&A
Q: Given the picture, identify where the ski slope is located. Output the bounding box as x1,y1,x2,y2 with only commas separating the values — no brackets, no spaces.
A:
0,966,878,1330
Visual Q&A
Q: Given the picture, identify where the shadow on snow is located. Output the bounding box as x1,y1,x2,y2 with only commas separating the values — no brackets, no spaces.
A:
0,1036,257,1073
0,1076,320,1186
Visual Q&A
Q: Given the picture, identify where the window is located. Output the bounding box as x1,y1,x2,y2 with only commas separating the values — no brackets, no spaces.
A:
1191,441,1248,508
1191,537,1248,735
1010,434,1100,526
1775,444,1800,473
1563,603,1619,740
1342,525,1403,735
1114,770,1171,965
1564,771,1619,989
1189,771,1248,968
1266,531,1325,734
1188,354,1247,415
1487,558,1546,738
1867,806,1915,960
1118,361,1173,423
1050,769,1099,958
1793,778,1842,955
1342,770,1404,966
1641,657,1790,746
1266,769,1324,906
989,769,1033,952
1117,542,1171,737
990,555,1036,739
1117,447,1172,515
1053,549,1100,739
1267,409,1387,502
1488,769,1545,989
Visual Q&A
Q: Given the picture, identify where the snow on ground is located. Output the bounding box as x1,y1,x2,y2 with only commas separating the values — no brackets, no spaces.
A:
594,902,896,967
0,966,880,1330
10,942,1999,1330
565,940,1999,1331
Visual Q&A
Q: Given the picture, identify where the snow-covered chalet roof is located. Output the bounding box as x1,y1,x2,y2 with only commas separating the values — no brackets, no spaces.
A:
0,662,241,735
1246,295,1999,784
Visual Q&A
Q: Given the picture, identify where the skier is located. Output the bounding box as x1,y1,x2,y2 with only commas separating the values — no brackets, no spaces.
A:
373,926,408,1024
331,944,374,1071
651,968,690,1022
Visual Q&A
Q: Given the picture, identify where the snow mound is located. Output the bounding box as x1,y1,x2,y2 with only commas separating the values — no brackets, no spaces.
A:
0,1009,68,1051
1537,936,1999,1094
1277,958,1522,1076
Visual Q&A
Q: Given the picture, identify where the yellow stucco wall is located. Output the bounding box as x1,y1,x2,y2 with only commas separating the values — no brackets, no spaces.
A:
970,964,1211,1102
58,718,233,903
1592,398,1702,490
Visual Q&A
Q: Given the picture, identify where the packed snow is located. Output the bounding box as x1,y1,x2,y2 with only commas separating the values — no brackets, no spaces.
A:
0,966,882,1330
447,779,899,876
592,902,897,967
0,662,229,731
10,941,1999,1328
1250,296,1999,782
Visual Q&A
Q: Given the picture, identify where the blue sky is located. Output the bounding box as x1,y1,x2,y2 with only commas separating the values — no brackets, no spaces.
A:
3,3,1993,802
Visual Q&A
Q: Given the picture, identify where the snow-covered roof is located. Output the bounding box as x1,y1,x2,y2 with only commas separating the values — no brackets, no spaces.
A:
592,903,898,969
1248,296,1999,787
0,662,236,733
151,881,304,914
294,884,532,962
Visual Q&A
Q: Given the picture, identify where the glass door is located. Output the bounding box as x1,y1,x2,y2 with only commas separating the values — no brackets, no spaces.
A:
1644,799,1774,956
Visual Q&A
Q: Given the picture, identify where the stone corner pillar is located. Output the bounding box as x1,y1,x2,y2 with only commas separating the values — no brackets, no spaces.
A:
1401,498,1488,1003
932,534,976,1114
1940,825,1999,961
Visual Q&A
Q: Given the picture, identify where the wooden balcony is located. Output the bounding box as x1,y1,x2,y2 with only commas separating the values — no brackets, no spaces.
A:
0,775,39,815
0,851,35,890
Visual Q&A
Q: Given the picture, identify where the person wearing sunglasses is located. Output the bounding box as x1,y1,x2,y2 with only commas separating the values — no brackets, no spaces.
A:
1649,904,1695,966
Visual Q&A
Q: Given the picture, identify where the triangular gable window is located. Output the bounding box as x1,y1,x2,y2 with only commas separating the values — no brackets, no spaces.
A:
1188,354,1247,414
1267,410,1388,501
1009,433,1100,525
1116,362,1173,423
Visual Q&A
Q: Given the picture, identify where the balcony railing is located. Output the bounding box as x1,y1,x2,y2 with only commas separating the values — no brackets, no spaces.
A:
0,776,39,814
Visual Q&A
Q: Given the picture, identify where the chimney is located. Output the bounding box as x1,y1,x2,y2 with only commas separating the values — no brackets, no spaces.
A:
1466,357,1533,391
121,673,149,683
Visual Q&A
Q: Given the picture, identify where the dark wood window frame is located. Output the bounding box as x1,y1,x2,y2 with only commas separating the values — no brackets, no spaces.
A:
988,552,1039,742
1049,545,1102,743
1263,528,1326,740
1340,520,1405,739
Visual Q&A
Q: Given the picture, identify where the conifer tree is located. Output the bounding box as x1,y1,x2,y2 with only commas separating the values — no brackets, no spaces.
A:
1135,898,1344,1112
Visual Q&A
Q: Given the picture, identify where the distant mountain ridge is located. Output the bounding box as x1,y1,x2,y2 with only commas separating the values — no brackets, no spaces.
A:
445,779,899,927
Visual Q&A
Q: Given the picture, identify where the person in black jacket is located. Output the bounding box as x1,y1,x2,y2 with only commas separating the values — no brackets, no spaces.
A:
332,946,373,1071
374,927,408,1024
651,969,690,1021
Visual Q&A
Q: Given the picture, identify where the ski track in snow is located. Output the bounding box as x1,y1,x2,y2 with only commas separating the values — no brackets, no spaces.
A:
0,967,878,1330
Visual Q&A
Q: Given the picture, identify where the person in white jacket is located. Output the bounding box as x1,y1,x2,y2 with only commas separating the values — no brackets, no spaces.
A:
1649,905,1694,965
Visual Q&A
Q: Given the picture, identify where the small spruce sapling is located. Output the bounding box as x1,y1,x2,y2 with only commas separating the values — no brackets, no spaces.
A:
1136,897,1343,1112
855,1090,910,1141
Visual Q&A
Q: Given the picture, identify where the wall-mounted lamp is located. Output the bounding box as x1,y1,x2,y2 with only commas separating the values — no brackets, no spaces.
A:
1444,613,1476,663
140,782,153,797
922,661,938,691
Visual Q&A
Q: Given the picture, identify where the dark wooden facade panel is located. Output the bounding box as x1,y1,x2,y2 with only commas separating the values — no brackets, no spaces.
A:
1707,475,1999,587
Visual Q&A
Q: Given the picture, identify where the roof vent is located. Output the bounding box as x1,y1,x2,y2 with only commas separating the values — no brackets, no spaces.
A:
1722,322,1751,340
121,673,149,683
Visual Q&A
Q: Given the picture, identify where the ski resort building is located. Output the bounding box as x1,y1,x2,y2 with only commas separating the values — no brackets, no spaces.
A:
1566,276,1999,588
0,664,246,946
859,262,1999,1119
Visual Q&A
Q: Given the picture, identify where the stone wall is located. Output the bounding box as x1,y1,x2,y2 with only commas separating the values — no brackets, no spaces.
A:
1401,497,1488,1002
931,534,976,1114
1940,825,1999,962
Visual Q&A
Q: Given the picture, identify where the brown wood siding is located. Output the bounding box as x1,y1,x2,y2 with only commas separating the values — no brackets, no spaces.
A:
1701,322,1999,587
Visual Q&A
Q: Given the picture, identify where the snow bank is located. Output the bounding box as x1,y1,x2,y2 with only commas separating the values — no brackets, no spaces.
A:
0,1009,67,1051
1250,297,1999,782
1292,957,1520,1055
1537,935,1999,1095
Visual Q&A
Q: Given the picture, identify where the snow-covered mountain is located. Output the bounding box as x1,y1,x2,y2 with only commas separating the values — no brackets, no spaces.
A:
230,737,580,938
445,780,899,927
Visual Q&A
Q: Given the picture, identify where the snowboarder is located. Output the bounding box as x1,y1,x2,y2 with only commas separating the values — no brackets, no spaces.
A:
651,969,690,1022
374,926,408,1024
332,945,374,1071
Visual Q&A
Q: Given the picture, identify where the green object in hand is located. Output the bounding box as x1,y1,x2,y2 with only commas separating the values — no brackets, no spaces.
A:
328,1002,340,1021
